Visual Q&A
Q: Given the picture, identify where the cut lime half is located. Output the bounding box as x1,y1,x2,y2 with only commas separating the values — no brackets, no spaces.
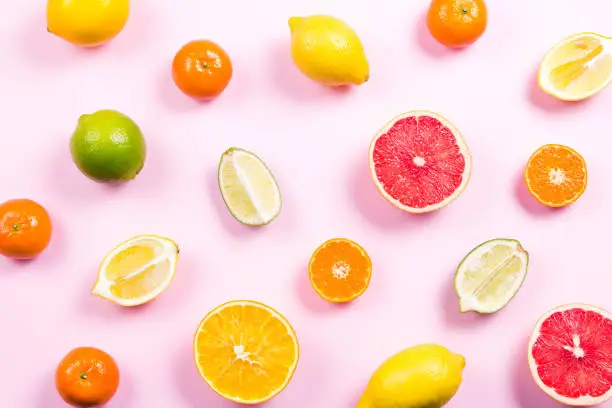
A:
218,147,282,226
454,238,529,314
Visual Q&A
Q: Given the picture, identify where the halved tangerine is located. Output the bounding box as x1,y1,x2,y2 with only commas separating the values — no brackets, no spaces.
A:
309,238,372,303
524,144,587,207
193,300,299,405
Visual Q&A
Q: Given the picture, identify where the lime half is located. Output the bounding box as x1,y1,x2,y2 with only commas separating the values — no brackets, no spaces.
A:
218,148,281,226
454,238,529,314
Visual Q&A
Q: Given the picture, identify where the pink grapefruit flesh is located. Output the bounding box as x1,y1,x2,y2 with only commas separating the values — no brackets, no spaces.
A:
368,111,471,213
528,304,612,406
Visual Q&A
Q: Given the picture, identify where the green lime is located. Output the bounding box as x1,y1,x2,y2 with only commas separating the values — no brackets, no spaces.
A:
454,238,529,314
70,110,146,182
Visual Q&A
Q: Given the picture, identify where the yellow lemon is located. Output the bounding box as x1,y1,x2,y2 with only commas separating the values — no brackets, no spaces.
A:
357,344,465,408
47,0,130,47
289,15,369,86
538,32,612,101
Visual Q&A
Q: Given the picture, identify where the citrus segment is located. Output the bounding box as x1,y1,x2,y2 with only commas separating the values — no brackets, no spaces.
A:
454,239,528,314
539,33,612,101
309,238,372,303
369,111,471,213
193,300,299,404
92,235,179,307
525,144,587,207
218,148,281,226
528,304,612,406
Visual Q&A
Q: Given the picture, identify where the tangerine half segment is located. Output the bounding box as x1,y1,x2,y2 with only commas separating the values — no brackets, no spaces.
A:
309,238,372,303
193,300,299,405
524,144,587,207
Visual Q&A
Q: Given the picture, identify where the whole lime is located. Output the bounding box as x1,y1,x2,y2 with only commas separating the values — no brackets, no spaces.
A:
70,110,146,182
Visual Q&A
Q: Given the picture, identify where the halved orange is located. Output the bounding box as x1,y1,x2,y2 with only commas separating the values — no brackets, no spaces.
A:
193,300,299,405
309,238,372,303
524,144,587,207
538,32,612,101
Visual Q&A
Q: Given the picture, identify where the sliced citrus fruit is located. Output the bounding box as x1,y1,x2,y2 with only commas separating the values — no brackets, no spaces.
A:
218,147,281,226
369,111,471,214
309,238,372,303
528,304,612,406
193,300,299,404
524,144,587,207
91,235,179,307
454,238,528,314
538,33,612,101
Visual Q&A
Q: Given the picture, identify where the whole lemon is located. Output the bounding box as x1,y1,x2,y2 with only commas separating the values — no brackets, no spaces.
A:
289,15,369,86
357,344,465,408
47,0,129,47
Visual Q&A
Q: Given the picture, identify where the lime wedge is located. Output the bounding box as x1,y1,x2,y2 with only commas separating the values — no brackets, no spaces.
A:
218,148,282,226
454,238,529,314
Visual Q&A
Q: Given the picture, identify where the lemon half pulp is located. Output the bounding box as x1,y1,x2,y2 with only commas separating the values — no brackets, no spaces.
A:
92,235,179,306
539,32,612,101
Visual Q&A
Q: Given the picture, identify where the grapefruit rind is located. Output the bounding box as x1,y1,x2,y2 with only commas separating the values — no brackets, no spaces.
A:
524,144,588,208
91,235,179,307
193,300,300,405
454,238,529,314
308,238,373,303
538,32,612,102
527,303,612,406
218,147,282,226
368,111,472,214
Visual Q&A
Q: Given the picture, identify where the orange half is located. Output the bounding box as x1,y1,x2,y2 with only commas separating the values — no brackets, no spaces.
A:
193,300,299,405
524,144,587,207
309,238,372,303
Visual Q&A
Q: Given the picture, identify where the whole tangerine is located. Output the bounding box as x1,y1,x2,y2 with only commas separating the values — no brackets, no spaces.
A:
56,347,120,407
0,199,52,259
427,0,488,48
172,40,233,100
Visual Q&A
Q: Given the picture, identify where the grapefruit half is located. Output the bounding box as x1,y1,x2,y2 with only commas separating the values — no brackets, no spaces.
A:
368,111,471,213
528,303,612,406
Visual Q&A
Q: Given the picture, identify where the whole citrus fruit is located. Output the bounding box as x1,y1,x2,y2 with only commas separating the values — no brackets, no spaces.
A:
427,0,488,48
56,347,120,407
47,0,129,47
0,199,52,260
172,40,233,100
289,15,369,86
70,110,146,183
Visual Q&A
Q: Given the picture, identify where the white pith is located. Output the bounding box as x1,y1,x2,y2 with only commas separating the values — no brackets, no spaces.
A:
527,303,612,406
539,33,612,101
92,235,178,307
219,148,281,226
454,239,528,313
368,110,472,214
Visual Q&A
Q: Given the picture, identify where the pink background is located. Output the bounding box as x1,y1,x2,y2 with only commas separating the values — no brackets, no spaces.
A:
1,0,612,407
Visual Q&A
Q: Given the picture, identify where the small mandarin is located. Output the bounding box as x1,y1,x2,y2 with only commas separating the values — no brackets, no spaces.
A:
309,238,372,303
427,0,488,48
56,347,120,407
172,40,233,100
0,199,52,259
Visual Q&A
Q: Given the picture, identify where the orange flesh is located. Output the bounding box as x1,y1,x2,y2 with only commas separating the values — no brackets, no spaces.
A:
525,144,587,207
309,239,372,302
194,302,298,404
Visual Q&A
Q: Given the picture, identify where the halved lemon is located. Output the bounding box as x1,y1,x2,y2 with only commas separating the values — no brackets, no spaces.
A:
454,238,529,314
193,300,299,405
218,147,282,226
539,32,612,101
92,235,179,307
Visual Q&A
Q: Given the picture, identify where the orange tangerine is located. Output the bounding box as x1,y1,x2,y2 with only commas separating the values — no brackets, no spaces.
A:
524,144,587,207
309,238,372,303
193,300,299,405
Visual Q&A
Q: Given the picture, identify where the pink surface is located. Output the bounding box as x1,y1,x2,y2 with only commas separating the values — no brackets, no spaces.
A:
1,0,612,407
